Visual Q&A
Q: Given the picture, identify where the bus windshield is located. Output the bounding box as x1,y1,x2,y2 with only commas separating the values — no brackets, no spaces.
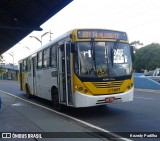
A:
74,42,132,78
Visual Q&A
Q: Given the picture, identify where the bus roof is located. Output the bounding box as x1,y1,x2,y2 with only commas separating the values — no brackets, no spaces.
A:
19,28,128,62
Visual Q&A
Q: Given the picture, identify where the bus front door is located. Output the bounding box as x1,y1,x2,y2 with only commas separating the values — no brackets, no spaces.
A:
32,57,37,95
19,62,23,91
58,43,73,106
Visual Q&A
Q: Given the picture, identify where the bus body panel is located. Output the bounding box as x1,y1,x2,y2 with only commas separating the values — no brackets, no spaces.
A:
73,88,133,107
21,72,26,91
35,68,57,100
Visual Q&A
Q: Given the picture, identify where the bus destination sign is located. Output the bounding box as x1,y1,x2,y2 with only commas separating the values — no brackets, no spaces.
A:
77,30,127,40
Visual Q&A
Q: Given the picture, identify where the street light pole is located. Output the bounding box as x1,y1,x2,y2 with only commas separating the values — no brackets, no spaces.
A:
29,36,42,46
18,43,31,50
41,32,49,45
23,46,30,50
29,31,53,46
8,52,14,69
49,30,53,41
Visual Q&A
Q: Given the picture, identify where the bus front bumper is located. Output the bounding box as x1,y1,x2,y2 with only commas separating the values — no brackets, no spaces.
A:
73,88,134,107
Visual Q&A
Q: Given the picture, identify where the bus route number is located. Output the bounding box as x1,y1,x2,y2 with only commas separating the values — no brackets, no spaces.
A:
97,69,108,77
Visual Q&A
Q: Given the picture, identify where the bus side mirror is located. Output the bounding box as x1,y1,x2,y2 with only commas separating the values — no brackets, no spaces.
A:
71,43,75,53
130,46,135,62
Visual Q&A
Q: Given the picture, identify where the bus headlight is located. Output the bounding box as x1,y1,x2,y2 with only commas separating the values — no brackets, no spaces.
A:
78,87,83,91
127,86,131,89
127,83,133,91
75,85,92,95
84,89,88,93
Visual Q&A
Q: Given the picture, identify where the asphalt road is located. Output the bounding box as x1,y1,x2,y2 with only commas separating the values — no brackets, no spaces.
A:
0,80,160,140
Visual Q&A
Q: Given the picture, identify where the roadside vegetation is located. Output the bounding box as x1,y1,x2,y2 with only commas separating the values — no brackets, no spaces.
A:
131,41,160,72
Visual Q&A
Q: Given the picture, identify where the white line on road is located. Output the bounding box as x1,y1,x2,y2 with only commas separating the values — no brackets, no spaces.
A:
0,89,132,141
134,96,154,100
135,89,160,93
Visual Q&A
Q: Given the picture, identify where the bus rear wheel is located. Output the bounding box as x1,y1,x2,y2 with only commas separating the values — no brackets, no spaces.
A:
51,89,62,111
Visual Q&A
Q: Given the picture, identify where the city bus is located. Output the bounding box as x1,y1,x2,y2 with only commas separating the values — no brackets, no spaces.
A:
19,28,134,109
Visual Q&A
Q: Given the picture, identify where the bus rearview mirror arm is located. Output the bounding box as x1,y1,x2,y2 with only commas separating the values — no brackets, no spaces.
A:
71,43,75,53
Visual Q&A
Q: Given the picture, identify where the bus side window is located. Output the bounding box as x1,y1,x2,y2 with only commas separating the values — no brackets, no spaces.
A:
23,60,27,71
26,58,31,71
21,61,24,72
22,58,31,72
37,51,42,69
50,46,57,67
43,48,50,68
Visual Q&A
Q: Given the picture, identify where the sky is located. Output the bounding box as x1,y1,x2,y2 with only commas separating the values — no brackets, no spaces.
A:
3,0,160,65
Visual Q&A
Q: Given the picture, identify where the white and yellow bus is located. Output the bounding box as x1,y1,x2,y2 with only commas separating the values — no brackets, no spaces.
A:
19,29,134,109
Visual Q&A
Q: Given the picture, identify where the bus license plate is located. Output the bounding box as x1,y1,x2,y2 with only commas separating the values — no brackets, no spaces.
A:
105,97,115,103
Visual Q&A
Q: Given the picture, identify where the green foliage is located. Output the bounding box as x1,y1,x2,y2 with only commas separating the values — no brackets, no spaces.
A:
130,40,143,52
134,43,160,72
130,41,143,47
0,55,4,67
0,54,3,63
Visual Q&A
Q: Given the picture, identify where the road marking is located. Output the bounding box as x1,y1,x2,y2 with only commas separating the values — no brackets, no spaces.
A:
134,96,154,100
0,90,132,141
135,89,160,93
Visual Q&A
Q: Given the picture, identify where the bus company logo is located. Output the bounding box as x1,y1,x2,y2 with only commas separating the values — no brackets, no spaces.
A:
107,82,112,87
103,78,115,81
2,133,11,138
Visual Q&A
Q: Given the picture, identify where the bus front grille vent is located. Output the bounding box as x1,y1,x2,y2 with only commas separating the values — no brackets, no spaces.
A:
92,81,123,88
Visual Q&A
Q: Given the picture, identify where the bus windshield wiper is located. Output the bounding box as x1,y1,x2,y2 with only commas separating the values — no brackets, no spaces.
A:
91,38,96,69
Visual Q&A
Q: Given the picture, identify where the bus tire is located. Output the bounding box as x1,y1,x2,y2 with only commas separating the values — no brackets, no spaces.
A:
51,88,62,111
26,84,32,99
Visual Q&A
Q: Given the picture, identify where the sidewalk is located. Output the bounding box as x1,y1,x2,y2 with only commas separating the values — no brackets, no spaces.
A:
0,91,110,141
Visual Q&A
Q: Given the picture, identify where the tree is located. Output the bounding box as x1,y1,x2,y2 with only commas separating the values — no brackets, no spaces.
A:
130,41,143,47
0,54,3,63
0,54,4,73
134,43,160,72
130,40,143,52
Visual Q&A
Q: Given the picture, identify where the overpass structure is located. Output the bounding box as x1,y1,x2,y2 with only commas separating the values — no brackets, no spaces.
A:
0,0,73,54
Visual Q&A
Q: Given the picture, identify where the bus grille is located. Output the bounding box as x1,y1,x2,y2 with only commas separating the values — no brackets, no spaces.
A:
92,81,123,88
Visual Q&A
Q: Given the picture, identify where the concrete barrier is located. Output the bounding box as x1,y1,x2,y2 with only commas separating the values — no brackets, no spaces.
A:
134,73,160,90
